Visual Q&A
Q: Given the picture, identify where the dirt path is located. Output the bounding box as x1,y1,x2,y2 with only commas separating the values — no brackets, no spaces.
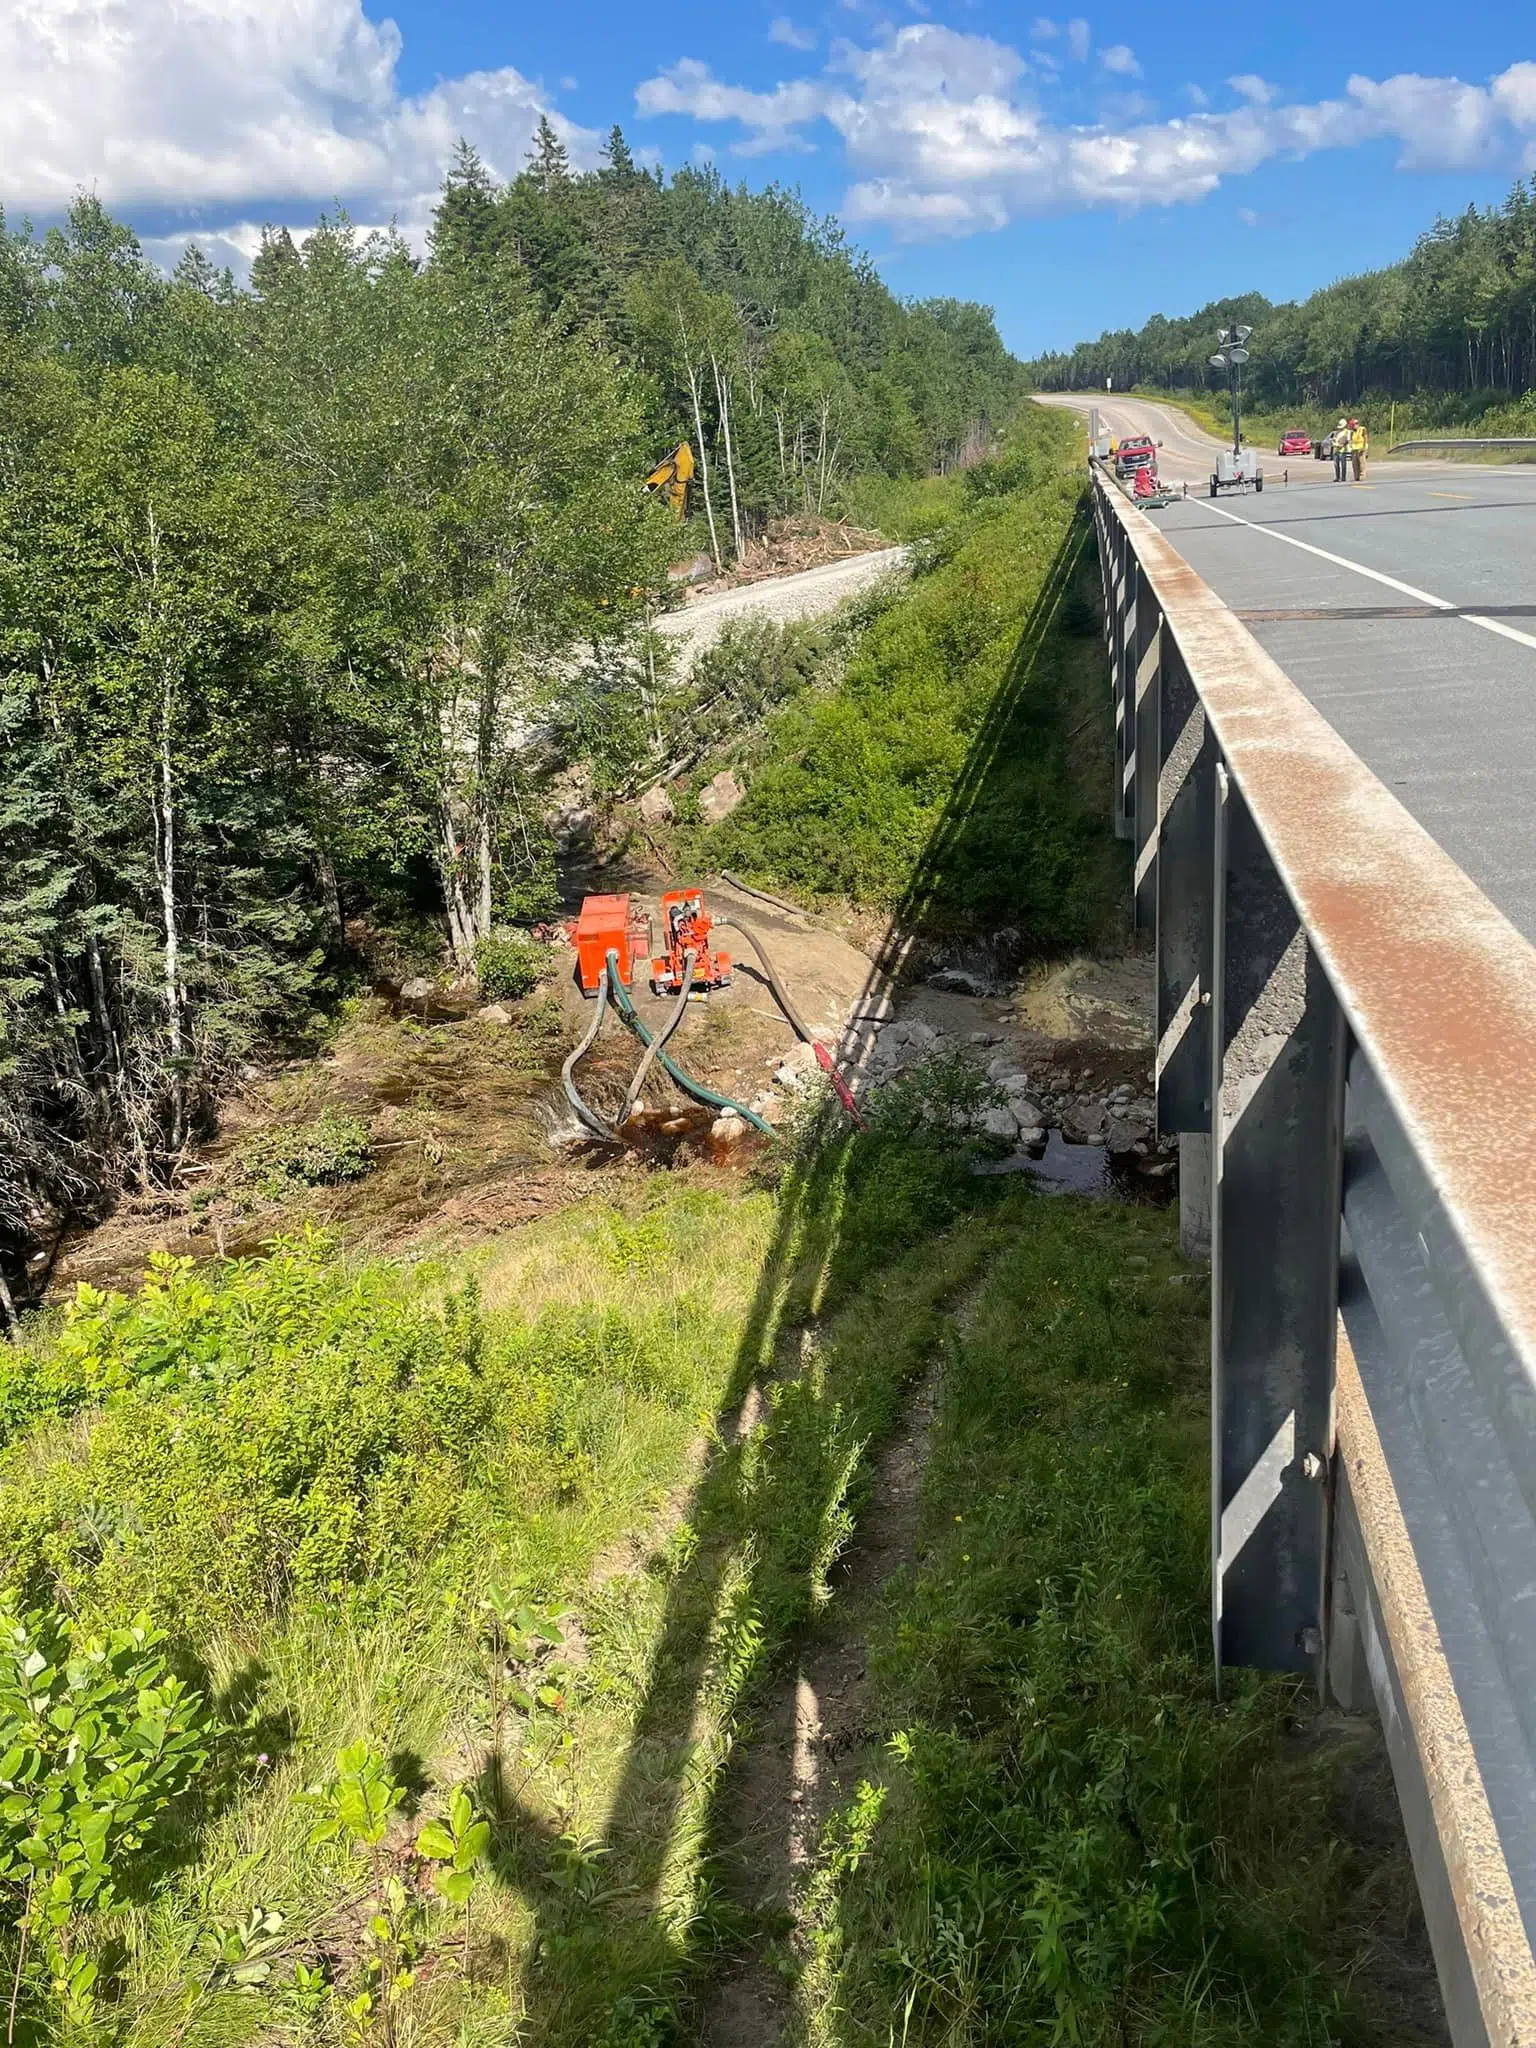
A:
653,547,910,667
699,1335,952,2047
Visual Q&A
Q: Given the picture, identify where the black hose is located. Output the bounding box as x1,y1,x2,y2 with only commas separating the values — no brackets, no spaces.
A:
607,962,773,1136
561,966,617,1140
719,870,809,922
622,947,696,1123
719,914,813,1042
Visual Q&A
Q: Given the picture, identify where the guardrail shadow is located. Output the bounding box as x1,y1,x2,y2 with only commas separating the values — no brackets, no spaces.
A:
487,494,1117,2040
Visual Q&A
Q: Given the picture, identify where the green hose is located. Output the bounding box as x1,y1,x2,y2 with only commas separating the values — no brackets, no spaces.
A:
606,958,774,1137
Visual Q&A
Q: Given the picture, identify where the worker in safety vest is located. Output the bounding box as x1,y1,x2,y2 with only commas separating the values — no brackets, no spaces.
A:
1351,419,1368,481
1332,419,1351,482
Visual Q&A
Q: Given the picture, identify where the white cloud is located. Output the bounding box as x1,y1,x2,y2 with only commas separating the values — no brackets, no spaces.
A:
1100,44,1141,77
1031,16,1059,37
1228,73,1276,105
0,0,597,234
1237,205,1260,226
1185,83,1211,109
769,16,817,51
635,27,1536,238
636,58,826,154
1066,18,1092,63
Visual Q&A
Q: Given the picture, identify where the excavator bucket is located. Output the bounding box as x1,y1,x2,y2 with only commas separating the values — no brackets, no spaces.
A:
643,441,694,518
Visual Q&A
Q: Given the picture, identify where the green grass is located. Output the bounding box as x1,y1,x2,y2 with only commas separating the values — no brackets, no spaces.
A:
689,408,1124,950
0,1071,1005,2045
796,1200,1440,2046
0,1083,1437,2047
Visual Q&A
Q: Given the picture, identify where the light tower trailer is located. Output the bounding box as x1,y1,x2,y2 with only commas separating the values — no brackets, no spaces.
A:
1209,446,1264,496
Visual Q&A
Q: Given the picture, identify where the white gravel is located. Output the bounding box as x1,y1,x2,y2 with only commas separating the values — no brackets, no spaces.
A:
652,546,910,664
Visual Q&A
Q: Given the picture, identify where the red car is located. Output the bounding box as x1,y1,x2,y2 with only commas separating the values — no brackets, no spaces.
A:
1278,429,1312,456
1113,434,1157,478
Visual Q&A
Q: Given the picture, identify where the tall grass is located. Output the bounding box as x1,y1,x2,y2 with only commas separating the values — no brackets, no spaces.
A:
798,1197,1441,2047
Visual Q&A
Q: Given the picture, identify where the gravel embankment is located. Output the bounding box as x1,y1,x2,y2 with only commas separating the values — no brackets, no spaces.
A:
652,545,910,664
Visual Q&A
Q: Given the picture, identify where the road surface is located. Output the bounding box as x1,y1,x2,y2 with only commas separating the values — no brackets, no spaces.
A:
1037,392,1536,943
653,545,910,666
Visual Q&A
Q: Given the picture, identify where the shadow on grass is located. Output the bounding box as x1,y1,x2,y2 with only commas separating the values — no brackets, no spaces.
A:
484,494,1118,2042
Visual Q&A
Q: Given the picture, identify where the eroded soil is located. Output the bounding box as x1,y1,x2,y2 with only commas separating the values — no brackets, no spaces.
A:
45,864,1161,1303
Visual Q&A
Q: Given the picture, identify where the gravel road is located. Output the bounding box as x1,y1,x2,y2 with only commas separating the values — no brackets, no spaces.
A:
653,545,910,663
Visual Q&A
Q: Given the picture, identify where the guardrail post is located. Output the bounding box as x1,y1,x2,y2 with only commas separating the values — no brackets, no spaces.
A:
1153,624,1216,1264
1132,580,1161,931
1211,767,1347,1675
1118,555,1139,842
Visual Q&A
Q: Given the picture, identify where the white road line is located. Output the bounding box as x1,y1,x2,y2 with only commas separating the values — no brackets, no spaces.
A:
1199,496,1536,655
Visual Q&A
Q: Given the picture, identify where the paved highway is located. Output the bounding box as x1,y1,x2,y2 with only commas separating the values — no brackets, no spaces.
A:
1038,393,1536,943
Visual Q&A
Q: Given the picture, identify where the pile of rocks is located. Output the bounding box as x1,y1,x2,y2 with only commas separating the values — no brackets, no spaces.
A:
711,1037,821,1142
851,1015,1167,1167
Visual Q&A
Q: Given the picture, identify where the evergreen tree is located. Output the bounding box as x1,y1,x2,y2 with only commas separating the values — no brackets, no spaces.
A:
527,114,571,193
601,125,637,181
430,140,503,266
249,227,302,300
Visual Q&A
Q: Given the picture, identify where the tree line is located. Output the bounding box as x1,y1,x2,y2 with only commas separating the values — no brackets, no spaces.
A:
0,131,1022,1309
1027,176,1536,411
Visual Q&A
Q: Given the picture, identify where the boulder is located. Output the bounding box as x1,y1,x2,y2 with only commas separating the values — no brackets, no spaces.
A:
552,805,596,851
711,1112,750,1143
781,1039,820,1075
1105,1115,1152,1156
974,1105,1020,1142
774,1063,808,1092
967,1030,1002,1047
638,784,675,826
400,976,434,1001
1003,1088,1043,1126
698,770,745,824
1016,1125,1047,1152
903,1019,938,1054
476,1003,513,1026
668,551,716,586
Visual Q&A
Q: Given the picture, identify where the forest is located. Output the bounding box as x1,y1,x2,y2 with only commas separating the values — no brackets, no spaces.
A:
0,123,1023,1312
1028,175,1536,414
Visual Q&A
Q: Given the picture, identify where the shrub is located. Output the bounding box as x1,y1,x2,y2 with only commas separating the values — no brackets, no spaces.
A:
238,1109,373,1196
474,930,549,1002
0,1230,737,1640
0,1603,212,2029
701,407,1123,949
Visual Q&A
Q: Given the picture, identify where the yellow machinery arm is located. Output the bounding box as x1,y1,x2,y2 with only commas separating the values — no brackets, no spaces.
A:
643,440,695,517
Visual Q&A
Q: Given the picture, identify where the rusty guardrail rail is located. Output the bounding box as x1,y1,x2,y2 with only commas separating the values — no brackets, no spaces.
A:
1093,469,1536,2048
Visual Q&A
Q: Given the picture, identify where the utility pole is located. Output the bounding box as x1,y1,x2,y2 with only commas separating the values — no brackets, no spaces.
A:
1208,324,1253,453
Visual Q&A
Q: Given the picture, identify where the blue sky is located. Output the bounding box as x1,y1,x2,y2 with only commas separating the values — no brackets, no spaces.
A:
4,0,1535,357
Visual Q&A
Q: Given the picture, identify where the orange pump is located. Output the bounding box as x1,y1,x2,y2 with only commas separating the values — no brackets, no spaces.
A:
573,894,651,996
651,889,731,995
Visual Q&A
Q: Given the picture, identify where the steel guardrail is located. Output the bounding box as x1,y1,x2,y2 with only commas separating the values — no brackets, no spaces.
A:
1389,438,1536,455
1092,468,1536,2048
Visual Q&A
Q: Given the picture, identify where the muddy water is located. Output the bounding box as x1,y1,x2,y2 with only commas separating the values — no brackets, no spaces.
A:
571,1104,765,1171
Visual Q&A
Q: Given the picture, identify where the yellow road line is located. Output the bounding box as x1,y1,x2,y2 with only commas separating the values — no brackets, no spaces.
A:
1431,492,1472,500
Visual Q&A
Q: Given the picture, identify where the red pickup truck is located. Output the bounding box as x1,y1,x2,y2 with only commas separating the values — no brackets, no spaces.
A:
1113,434,1157,478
